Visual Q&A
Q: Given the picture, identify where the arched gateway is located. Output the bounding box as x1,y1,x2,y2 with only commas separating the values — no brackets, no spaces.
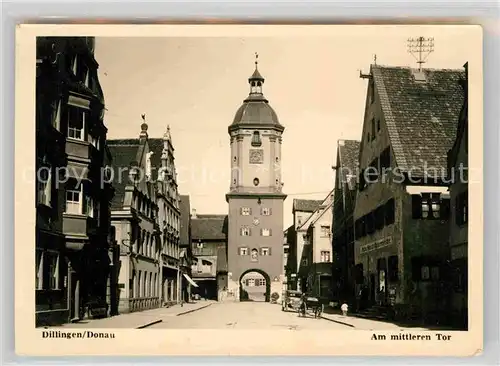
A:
225,56,286,303
239,269,271,302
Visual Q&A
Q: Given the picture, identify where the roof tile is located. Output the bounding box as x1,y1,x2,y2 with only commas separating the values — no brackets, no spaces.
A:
373,65,465,175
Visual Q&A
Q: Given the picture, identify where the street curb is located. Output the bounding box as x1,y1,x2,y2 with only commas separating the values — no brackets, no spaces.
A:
176,303,213,316
136,319,163,329
321,315,356,328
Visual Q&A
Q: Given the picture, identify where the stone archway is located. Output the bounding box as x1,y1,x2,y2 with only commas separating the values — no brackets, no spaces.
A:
239,269,271,302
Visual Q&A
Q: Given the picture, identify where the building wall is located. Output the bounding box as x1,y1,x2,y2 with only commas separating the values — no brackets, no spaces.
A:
227,197,284,280
230,129,282,190
448,108,468,328
36,37,113,326
312,210,332,263
227,197,284,299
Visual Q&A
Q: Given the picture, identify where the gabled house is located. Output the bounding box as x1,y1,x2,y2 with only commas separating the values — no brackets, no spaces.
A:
354,64,465,323
108,122,162,314
447,62,469,329
332,139,360,304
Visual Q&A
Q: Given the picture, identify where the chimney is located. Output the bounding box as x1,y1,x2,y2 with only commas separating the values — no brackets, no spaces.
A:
191,209,197,219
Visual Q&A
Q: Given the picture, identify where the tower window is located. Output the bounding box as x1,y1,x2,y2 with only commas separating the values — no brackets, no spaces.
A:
251,131,262,147
233,156,237,163
276,157,279,162
253,178,260,186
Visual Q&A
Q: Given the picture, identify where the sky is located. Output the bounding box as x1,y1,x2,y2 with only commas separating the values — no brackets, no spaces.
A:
95,27,473,228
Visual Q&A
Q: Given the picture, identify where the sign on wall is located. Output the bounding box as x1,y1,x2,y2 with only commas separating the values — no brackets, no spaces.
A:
359,237,392,255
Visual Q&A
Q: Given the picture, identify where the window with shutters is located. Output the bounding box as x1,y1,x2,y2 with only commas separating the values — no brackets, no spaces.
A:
261,228,272,237
241,207,251,216
261,207,272,216
260,247,270,256
320,250,331,262
412,193,449,220
241,227,251,236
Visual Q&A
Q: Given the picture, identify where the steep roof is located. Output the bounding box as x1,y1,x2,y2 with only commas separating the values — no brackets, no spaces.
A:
179,195,191,246
293,199,324,213
338,140,361,190
107,143,139,210
191,215,228,240
371,65,465,176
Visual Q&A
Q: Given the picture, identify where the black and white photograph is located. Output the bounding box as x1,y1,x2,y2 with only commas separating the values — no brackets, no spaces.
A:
15,24,483,356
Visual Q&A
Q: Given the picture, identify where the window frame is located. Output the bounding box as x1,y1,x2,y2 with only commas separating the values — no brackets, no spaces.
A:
67,105,86,141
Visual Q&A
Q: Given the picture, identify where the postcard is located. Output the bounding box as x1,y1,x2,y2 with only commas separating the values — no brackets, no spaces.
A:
15,23,483,356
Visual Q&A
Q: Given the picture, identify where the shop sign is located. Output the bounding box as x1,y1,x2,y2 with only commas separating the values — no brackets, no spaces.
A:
360,237,392,254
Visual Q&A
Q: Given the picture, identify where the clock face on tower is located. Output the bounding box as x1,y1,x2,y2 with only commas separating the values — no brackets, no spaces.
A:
249,149,264,164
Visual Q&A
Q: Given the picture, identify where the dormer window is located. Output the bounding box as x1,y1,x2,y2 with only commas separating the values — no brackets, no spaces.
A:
251,131,262,147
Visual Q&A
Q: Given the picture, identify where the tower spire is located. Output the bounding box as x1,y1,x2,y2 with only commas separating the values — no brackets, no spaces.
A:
248,52,264,95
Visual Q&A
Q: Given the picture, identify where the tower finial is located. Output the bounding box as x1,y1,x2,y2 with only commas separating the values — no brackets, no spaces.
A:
373,54,377,65
255,52,259,68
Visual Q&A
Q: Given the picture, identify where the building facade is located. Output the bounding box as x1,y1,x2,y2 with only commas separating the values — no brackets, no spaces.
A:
288,199,323,292
332,139,360,304
447,62,469,329
354,64,465,323
179,195,199,302
225,60,287,303
108,122,163,314
303,193,334,301
147,127,182,306
36,37,114,326
190,212,228,300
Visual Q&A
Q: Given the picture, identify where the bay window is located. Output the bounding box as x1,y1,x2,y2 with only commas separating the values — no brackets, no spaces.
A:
65,179,94,217
65,181,81,214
